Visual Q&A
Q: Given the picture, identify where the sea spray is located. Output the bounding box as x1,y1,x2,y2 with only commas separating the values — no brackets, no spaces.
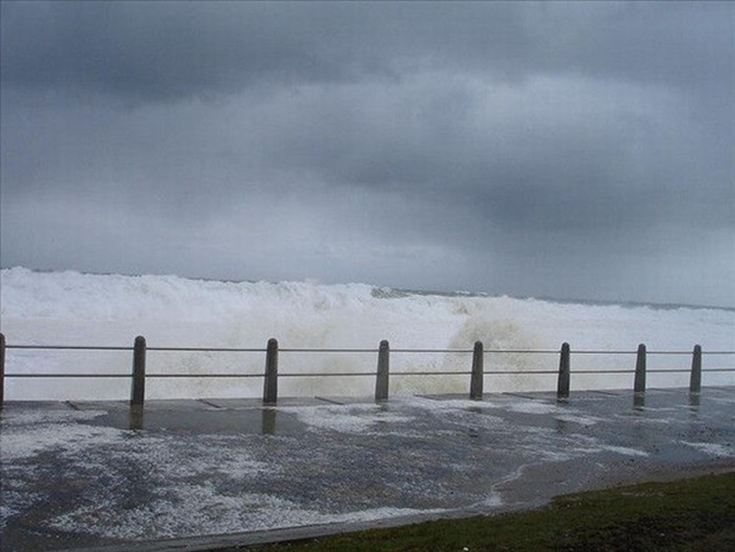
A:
1,267,733,400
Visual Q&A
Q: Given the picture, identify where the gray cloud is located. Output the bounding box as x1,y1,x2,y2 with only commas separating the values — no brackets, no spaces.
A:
3,2,732,100
1,1,733,306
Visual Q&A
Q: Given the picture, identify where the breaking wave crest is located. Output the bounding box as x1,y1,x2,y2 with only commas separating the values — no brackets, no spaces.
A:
1,267,733,400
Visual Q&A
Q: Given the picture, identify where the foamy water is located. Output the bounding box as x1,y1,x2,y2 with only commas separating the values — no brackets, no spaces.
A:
1,267,733,400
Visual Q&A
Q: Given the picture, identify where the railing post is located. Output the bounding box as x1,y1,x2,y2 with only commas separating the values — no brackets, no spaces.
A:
131,336,146,406
689,344,702,393
375,340,390,402
263,338,278,405
634,343,646,393
470,340,484,400
557,342,570,399
0,333,5,407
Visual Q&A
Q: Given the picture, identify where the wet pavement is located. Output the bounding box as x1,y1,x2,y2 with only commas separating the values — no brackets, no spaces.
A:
1,387,734,551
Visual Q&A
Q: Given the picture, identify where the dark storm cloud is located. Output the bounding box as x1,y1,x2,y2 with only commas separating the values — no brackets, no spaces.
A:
1,1,733,305
2,2,731,100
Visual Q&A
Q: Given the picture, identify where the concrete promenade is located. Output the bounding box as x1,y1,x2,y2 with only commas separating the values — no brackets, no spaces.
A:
2,387,734,551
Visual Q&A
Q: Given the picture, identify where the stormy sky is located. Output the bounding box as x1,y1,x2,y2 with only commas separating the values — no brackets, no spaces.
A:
1,1,733,306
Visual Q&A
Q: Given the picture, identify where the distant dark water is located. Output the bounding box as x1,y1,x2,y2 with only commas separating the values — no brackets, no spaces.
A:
372,286,735,313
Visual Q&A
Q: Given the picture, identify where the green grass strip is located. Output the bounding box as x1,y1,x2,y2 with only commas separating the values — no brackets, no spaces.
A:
233,471,735,551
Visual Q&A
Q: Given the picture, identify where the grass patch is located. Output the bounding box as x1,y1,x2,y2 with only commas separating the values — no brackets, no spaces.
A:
232,471,735,551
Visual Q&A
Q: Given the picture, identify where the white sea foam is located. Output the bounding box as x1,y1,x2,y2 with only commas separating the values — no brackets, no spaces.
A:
0,410,124,462
2,267,733,400
553,413,608,427
49,482,446,539
282,404,416,433
595,445,650,457
679,441,735,457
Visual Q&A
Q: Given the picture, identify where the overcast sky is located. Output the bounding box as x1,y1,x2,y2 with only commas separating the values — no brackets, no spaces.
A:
1,1,733,306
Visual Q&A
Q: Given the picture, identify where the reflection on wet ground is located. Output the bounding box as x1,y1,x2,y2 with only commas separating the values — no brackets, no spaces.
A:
91,405,302,435
1,387,734,551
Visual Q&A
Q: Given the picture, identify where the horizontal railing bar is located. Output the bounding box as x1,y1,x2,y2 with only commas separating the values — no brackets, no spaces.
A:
392,349,473,354
148,347,266,352
571,351,639,355
569,351,718,356
647,351,703,355
392,371,473,376
7,369,732,379
574,351,735,355
486,370,558,374
572,370,636,374
147,374,263,378
647,369,691,373
484,350,559,354
279,348,377,353
4,374,131,378
5,344,734,355
6,345,133,351
279,372,376,377
702,368,735,372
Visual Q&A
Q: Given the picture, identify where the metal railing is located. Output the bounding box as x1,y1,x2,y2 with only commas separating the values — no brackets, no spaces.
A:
0,332,733,406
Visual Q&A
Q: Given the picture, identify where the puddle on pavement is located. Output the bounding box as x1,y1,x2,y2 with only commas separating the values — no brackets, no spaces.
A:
85,406,305,435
